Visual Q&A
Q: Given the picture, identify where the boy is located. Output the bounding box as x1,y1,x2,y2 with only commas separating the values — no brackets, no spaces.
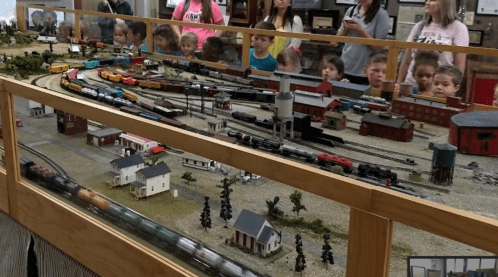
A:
127,21,147,52
250,21,277,72
432,65,462,98
364,52,387,89
180,32,198,59
412,51,439,96
200,37,224,62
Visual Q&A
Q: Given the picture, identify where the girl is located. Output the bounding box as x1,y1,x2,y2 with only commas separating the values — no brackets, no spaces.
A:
113,22,128,47
171,0,225,50
320,54,349,82
337,0,389,85
154,24,180,55
411,51,439,96
276,47,301,73
264,0,303,58
397,0,469,86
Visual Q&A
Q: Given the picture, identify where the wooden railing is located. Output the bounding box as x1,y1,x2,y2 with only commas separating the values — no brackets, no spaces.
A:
3,4,498,277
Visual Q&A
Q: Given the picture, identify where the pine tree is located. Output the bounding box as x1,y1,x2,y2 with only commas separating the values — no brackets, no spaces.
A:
200,196,211,231
321,231,334,270
219,177,235,227
290,190,307,217
295,234,306,276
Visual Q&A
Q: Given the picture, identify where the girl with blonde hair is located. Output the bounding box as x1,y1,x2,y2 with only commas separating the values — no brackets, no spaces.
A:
397,0,469,86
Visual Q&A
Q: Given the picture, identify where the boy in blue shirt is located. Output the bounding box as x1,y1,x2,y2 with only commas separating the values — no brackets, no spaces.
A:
250,21,277,72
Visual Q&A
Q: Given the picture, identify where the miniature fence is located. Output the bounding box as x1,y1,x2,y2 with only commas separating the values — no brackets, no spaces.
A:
0,4,496,277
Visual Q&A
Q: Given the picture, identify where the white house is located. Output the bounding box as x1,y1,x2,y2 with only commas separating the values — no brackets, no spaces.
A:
182,152,218,171
120,133,158,152
108,154,145,188
233,209,281,257
130,162,171,199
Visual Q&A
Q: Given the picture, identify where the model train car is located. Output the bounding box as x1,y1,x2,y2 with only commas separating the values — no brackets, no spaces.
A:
357,163,398,184
232,111,257,123
19,157,259,277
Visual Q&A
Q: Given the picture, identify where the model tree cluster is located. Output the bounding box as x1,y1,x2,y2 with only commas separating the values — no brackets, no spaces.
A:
266,196,282,219
295,234,306,275
290,190,307,217
181,172,197,185
321,231,334,270
219,177,235,227
200,196,211,231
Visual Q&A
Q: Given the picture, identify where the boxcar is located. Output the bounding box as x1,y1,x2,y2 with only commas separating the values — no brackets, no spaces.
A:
120,106,141,115
139,80,162,90
84,60,100,69
123,91,139,102
113,56,131,64
130,57,146,64
140,102,155,111
154,106,174,117
49,64,69,74
108,74,122,83
139,112,161,122
160,117,187,129
69,63,86,69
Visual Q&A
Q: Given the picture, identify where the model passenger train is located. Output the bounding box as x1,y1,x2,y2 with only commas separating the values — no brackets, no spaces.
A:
20,157,260,277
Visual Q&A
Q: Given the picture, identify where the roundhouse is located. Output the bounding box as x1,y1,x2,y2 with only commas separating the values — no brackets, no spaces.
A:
448,111,498,156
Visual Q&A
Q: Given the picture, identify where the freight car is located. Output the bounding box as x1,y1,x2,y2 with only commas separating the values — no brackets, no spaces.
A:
281,145,316,162
19,157,259,277
357,164,398,184
50,64,69,74
317,153,353,172
232,111,257,123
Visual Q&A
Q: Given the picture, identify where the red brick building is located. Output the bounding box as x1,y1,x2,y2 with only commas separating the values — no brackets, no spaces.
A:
448,111,498,156
87,128,123,147
55,109,87,135
391,97,468,127
293,90,341,121
359,113,414,142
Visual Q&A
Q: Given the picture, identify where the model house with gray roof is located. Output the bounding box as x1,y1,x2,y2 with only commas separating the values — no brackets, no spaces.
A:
233,209,281,257
108,154,145,188
130,162,171,199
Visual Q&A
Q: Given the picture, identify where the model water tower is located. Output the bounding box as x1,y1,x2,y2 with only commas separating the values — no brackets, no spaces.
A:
273,75,294,140
430,143,457,185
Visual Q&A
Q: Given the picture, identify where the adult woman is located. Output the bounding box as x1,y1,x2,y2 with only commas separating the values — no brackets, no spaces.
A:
337,0,389,85
264,0,303,58
397,0,469,86
171,0,225,49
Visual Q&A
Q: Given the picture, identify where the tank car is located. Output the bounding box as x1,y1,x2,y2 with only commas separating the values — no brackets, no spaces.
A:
317,153,353,172
281,145,316,162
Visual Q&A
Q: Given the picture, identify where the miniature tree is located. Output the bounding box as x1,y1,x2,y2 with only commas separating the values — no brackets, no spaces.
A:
49,41,53,53
321,231,334,270
181,172,197,185
266,196,282,219
200,196,212,231
3,53,6,63
219,177,235,227
295,234,306,276
149,155,161,166
330,165,344,176
290,190,307,217
81,44,86,57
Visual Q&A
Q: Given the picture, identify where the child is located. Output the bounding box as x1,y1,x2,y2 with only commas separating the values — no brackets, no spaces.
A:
180,32,198,59
432,65,462,98
364,52,387,89
412,51,439,96
127,21,148,52
250,21,277,72
200,37,224,62
277,47,301,73
154,24,180,55
320,54,349,82
113,22,128,47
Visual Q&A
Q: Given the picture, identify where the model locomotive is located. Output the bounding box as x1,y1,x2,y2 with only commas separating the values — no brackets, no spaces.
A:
20,157,260,277
357,163,398,184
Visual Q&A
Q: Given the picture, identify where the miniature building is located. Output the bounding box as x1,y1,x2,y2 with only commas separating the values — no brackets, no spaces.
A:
448,111,498,156
293,90,341,121
359,113,414,142
119,133,158,152
240,170,261,182
322,111,347,130
130,162,172,199
317,78,333,97
87,128,123,147
409,169,423,182
108,154,145,188
430,143,457,186
182,152,218,171
233,209,281,257
213,92,232,110
329,80,370,99
207,118,224,133
391,97,468,127
226,65,251,78
15,96,54,117
55,109,87,135
273,78,294,139
37,36,58,44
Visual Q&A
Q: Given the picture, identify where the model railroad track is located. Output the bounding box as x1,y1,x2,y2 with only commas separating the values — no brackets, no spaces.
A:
398,179,450,193
15,143,74,180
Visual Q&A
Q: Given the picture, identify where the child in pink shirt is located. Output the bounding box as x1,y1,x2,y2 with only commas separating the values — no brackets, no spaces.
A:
172,0,225,49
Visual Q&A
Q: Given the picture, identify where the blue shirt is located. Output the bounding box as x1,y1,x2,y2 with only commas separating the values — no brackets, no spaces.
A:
250,48,277,72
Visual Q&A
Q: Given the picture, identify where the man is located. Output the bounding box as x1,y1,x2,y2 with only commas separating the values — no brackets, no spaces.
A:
97,0,134,44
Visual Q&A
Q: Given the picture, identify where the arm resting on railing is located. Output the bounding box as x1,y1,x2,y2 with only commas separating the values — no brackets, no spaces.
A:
397,47,413,84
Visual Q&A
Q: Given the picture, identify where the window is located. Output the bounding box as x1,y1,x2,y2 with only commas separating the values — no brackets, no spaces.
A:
194,161,197,165
478,133,493,140
267,244,270,249
201,162,205,167
185,159,188,163
162,183,165,187
275,241,277,247
152,186,154,191
137,165,139,168
262,244,264,250
143,176,145,181
126,176,128,180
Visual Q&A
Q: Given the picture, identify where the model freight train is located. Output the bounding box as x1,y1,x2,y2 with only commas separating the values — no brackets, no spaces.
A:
357,163,398,184
20,157,260,277
227,131,354,172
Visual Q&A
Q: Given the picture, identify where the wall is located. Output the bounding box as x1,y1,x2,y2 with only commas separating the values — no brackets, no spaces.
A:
18,0,75,21
320,0,498,49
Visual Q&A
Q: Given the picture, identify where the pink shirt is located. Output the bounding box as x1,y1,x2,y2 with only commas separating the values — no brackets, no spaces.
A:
404,20,469,85
172,0,224,49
